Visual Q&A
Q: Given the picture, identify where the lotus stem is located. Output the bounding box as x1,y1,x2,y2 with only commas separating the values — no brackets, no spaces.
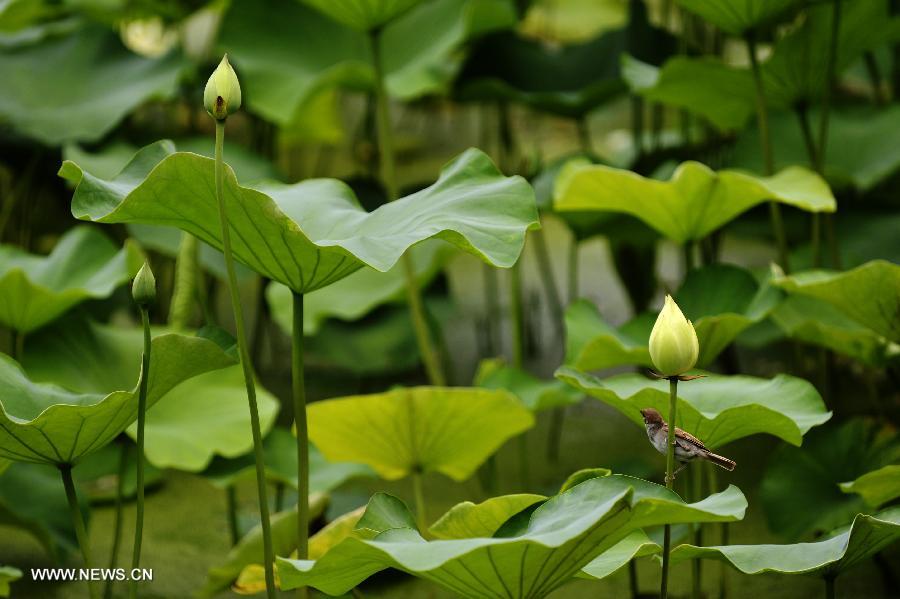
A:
532,226,565,342
104,440,128,599
226,484,240,546
482,263,501,355
577,116,593,155
660,376,678,599
367,28,446,386
214,119,276,598
128,307,151,599
291,291,310,599
275,481,286,513
818,0,842,272
825,574,836,599
707,464,728,598
629,559,639,598
509,261,525,369
12,330,23,362
692,466,704,599
412,471,427,533
745,31,790,273
567,239,579,304
169,233,199,330
631,96,645,157
60,464,99,599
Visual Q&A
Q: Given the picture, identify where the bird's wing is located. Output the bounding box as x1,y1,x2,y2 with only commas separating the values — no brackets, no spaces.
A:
675,426,708,450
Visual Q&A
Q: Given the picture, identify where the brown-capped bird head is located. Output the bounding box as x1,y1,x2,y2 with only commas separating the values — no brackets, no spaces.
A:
640,408,664,426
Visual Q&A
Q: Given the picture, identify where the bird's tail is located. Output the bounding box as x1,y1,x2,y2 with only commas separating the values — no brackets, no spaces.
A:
704,452,736,471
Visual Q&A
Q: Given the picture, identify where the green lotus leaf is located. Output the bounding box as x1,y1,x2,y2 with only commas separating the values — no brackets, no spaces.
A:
203,428,374,492
761,420,900,539
0,461,87,559
429,494,546,539
0,565,21,597
675,0,803,35
770,295,899,366
730,107,900,191
219,0,514,124
840,466,900,509
556,367,831,449
308,387,535,481
22,318,277,472
0,226,142,333
578,529,660,580
671,506,900,578
0,329,235,466
773,260,900,343
474,357,583,412
0,22,185,144
622,55,755,131
277,475,745,596
566,265,779,370
73,442,163,502
199,493,329,597
301,0,422,30
61,141,538,294
554,160,835,243
268,240,451,335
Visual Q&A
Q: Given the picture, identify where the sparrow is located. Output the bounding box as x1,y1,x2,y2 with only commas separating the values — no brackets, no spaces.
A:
640,408,736,482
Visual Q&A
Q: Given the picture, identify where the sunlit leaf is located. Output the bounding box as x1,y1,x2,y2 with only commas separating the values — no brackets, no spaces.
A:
556,367,831,449
0,565,21,597
276,475,746,597
308,387,535,481
0,22,185,144
554,161,835,243
474,357,583,412
428,494,546,539
671,507,900,577
564,300,652,371
61,141,538,294
0,330,235,466
578,530,660,580
0,226,141,333
675,0,803,35
774,260,900,343
840,465,900,509
761,420,900,539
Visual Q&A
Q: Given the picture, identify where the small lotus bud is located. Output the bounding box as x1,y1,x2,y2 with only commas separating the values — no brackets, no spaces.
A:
132,262,156,307
648,295,699,376
204,54,241,121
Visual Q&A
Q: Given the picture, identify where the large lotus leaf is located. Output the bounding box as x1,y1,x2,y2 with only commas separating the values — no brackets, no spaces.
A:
519,0,627,43
0,461,87,559
0,22,185,144
21,318,278,472
840,466,900,509
308,387,535,481
219,0,514,124
277,475,746,596
0,330,234,466
203,428,374,492
672,507,900,578
0,566,20,597
729,107,900,191
761,420,900,539
622,55,755,131
556,367,831,449
429,494,546,539
578,530,660,580
770,295,899,366
301,0,422,30
773,261,900,343
62,141,538,294
474,358,583,412
199,493,329,597
0,226,142,333
675,0,803,35
565,266,779,370
268,240,451,335
554,161,835,244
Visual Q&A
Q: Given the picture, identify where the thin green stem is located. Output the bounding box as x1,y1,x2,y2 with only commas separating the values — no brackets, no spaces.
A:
226,485,240,546
746,32,790,273
795,107,822,267
509,261,525,369
368,28,446,386
692,466,703,599
631,96,645,158
818,0,843,273
214,119,276,599
864,51,887,105
660,377,678,599
60,465,99,599
104,441,128,599
825,574,836,599
129,308,151,599
629,559,639,599
412,471,427,533
567,239,579,304
169,233,199,330
577,117,593,155
532,226,565,341
12,330,23,362
707,465,728,598
483,263,500,355
274,482,286,513
291,291,310,599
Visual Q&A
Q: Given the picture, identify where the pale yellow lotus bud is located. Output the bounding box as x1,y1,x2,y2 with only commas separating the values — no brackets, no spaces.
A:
648,295,699,376
204,55,241,121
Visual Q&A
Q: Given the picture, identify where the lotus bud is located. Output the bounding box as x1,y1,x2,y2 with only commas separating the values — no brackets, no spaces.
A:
204,54,241,121
132,262,156,307
648,295,699,376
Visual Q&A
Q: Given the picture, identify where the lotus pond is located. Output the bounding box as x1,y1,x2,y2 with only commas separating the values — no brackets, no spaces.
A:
1,0,899,598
